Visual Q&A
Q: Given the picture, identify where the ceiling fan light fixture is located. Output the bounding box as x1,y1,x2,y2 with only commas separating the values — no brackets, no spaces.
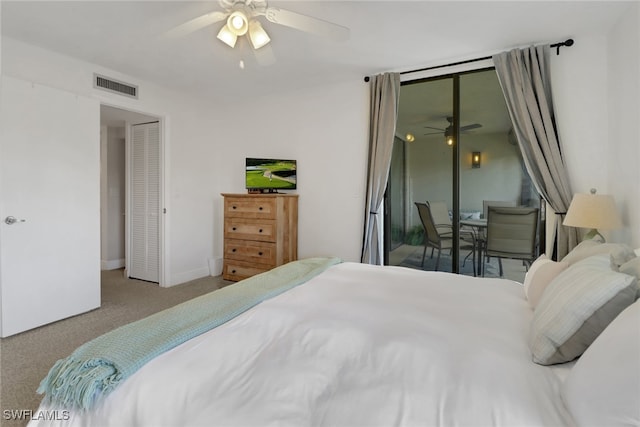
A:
248,20,271,49
227,11,249,36
217,24,238,47
444,126,454,146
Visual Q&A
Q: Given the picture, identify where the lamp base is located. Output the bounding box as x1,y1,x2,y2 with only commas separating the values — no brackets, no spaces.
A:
583,229,605,243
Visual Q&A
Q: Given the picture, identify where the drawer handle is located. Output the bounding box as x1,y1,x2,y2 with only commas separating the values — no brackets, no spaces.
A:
232,248,237,252
231,269,236,274
258,252,263,256
259,206,263,210
232,227,237,231
259,229,263,233
232,206,237,210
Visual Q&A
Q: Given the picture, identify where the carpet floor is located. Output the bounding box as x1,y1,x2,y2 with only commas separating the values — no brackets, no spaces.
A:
0,269,233,427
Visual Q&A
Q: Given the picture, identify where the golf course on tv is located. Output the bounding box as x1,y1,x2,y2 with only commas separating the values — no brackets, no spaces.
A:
246,159,297,189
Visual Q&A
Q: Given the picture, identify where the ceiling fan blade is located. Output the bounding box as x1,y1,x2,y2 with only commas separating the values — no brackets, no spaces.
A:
461,123,482,132
164,11,227,39
423,131,442,136
264,7,350,41
423,126,445,131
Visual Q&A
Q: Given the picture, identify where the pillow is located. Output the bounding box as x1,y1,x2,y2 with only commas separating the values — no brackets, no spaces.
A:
561,240,636,266
619,256,640,279
523,254,569,309
619,257,640,300
459,211,481,220
561,300,640,427
529,254,637,365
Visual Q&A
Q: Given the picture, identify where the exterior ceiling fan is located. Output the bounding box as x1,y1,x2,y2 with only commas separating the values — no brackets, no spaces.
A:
165,0,350,50
424,116,482,145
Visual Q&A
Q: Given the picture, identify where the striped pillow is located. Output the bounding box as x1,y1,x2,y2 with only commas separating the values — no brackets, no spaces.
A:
523,254,569,309
529,254,637,365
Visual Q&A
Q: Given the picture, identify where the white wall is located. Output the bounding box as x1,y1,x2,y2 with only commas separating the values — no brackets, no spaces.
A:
607,3,640,245
208,80,370,262
2,37,226,286
552,2,640,246
2,5,638,292
1,36,370,288
406,131,523,228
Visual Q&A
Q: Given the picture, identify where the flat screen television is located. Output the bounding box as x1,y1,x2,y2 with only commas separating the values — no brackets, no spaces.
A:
245,158,297,192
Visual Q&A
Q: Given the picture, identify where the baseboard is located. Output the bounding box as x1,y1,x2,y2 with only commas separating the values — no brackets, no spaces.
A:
208,257,223,276
101,258,125,270
168,267,211,287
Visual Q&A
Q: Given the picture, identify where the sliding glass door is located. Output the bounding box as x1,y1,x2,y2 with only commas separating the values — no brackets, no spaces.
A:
386,68,541,281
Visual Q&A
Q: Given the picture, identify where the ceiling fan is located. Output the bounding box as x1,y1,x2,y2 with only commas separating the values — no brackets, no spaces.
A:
424,116,482,145
165,0,350,51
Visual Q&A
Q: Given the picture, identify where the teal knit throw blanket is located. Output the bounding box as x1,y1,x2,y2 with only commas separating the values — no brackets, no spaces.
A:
37,257,342,411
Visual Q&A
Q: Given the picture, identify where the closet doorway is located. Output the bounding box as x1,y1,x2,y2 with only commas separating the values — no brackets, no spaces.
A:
386,68,540,281
100,105,164,284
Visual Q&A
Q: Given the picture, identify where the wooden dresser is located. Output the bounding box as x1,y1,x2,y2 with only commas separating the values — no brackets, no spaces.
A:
221,193,298,281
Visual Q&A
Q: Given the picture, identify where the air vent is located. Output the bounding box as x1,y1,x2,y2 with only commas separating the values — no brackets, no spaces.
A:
93,74,138,99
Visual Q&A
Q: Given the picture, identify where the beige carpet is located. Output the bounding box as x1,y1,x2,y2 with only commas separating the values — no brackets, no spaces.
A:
0,269,233,427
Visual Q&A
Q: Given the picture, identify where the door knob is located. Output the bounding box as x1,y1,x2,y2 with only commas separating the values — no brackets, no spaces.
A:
4,216,25,225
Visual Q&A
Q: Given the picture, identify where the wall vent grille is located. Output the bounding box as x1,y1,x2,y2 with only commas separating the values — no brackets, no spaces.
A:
93,74,138,99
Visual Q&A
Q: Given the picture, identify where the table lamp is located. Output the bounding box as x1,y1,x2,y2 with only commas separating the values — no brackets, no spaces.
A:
563,188,622,242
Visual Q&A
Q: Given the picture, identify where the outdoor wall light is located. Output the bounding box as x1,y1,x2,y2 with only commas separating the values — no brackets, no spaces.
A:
472,152,481,168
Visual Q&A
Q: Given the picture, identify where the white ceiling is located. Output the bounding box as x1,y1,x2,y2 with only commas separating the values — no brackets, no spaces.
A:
2,1,633,132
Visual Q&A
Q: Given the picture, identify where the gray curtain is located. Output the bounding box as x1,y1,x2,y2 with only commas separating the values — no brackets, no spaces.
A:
493,45,578,259
361,73,400,264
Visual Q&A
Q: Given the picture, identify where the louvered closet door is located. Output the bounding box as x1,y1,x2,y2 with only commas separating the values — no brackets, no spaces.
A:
130,122,160,283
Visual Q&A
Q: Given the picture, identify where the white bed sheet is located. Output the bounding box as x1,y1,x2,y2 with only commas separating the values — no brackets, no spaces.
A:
31,262,575,427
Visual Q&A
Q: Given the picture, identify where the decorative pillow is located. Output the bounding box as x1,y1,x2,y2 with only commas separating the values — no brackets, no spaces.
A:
561,240,636,267
529,254,637,365
619,256,640,279
459,211,481,220
619,257,640,300
561,300,640,427
523,254,569,309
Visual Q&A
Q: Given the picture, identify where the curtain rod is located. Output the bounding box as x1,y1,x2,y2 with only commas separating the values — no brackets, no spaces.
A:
363,38,574,82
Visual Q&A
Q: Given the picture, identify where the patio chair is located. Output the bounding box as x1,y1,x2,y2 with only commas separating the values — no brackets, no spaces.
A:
483,206,539,277
415,202,476,275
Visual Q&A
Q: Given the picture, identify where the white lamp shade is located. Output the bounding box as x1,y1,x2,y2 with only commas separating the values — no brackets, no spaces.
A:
217,25,237,48
248,20,270,49
563,191,623,230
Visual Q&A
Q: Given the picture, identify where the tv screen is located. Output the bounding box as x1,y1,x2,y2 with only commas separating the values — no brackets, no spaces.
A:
245,158,297,191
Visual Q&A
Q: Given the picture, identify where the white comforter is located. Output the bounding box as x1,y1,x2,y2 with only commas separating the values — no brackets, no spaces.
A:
31,262,575,427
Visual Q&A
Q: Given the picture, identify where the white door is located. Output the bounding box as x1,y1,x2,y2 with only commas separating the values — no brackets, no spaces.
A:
129,122,160,283
0,76,101,337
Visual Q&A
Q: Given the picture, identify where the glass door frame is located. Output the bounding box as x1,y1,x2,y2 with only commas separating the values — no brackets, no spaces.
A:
384,67,495,273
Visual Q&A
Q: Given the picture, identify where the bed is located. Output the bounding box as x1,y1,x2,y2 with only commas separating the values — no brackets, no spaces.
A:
29,241,640,427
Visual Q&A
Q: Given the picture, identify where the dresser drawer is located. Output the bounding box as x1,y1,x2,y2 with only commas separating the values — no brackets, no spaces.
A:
224,239,277,265
224,218,276,242
224,197,277,219
221,193,298,282
223,260,270,282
